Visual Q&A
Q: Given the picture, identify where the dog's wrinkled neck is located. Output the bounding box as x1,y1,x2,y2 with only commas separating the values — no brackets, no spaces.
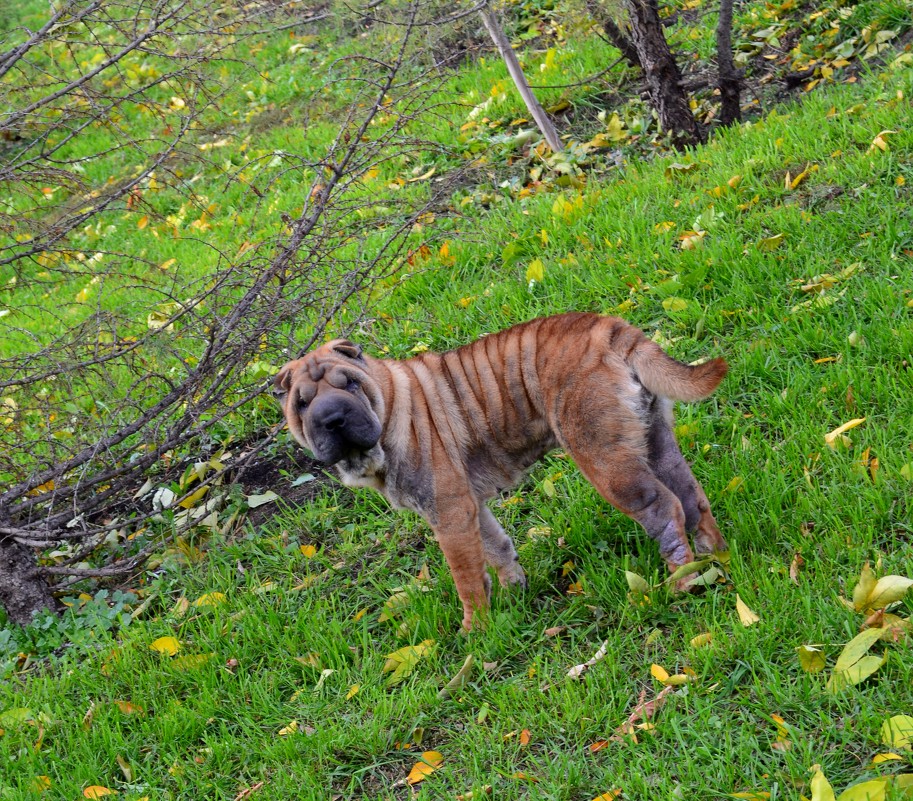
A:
336,444,386,491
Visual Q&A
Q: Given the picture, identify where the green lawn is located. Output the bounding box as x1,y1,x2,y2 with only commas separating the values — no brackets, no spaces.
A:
3,1,913,799
4,58,913,799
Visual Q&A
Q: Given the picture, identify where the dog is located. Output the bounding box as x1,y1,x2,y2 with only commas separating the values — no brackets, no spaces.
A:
275,312,728,631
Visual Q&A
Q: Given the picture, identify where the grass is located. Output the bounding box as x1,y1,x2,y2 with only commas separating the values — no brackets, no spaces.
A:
3,1,913,799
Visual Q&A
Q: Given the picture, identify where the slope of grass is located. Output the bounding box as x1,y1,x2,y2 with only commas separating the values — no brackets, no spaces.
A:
2,53,913,800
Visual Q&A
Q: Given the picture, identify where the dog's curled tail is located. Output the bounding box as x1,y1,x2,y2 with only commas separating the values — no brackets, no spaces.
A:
627,333,727,403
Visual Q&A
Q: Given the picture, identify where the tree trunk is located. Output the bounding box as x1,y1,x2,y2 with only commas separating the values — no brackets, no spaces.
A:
479,3,563,153
716,0,741,126
624,0,702,148
585,0,641,69
0,536,57,626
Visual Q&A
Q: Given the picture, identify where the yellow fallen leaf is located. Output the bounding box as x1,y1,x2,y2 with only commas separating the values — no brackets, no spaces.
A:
408,167,436,182
83,787,116,799
31,776,51,792
382,639,435,686
797,645,826,673
866,576,913,610
881,715,913,750
868,130,896,153
690,632,712,648
871,752,903,764
736,594,760,626
526,258,544,283
788,163,816,190
810,769,835,801
836,779,888,801
406,751,443,785
825,417,865,448
178,485,209,509
346,684,360,700
278,720,299,735
680,230,706,250
651,663,670,682
758,233,785,251
770,714,791,751
300,544,317,558
834,627,883,672
593,792,621,801
192,592,226,608
662,297,688,313
149,636,180,656
852,563,877,611
828,652,887,693
172,653,214,671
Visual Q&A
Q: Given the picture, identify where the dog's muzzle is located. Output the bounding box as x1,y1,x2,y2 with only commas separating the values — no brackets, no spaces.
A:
306,392,381,465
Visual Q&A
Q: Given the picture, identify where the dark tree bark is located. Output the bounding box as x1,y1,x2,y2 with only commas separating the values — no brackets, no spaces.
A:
0,536,57,626
585,0,641,69
716,0,741,126
625,0,703,148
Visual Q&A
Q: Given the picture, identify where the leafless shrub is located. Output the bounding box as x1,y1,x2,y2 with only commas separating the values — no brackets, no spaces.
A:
0,0,463,623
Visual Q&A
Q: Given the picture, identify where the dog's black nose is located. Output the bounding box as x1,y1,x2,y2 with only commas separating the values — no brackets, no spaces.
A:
321,411,345,431
313,404,346,431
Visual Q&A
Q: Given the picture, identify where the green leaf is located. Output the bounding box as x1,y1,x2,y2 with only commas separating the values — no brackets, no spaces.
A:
665,162,699,178
247,491,279,508
437,654,474,699
0,708,34,727
625,570,651,595
665,558,715,584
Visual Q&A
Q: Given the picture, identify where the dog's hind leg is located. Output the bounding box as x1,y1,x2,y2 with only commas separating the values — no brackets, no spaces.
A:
479,505,526,589
646,401,727,556
554,381,696,588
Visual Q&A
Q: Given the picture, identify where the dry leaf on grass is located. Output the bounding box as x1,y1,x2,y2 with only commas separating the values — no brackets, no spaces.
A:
567,640,608,679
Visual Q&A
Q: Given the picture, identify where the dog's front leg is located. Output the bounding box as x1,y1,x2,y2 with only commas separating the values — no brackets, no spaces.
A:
431,496,490,632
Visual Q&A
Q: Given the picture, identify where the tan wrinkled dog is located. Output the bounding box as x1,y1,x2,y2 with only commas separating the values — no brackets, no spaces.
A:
275,313,728,631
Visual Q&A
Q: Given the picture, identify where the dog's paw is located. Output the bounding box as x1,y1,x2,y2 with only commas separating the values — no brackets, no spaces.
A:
497,563,527,590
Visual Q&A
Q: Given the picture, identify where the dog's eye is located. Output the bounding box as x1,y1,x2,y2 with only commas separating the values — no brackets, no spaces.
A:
297,398,309,411
345,379,360,393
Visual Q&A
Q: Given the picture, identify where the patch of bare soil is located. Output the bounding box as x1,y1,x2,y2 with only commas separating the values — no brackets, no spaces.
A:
235,439,338,528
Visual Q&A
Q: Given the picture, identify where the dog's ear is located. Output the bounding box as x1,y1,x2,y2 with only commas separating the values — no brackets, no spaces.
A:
272,365,293,400
332,340,364,361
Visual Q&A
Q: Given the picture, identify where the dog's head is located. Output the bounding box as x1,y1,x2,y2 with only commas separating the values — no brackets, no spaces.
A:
274,339,384,470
